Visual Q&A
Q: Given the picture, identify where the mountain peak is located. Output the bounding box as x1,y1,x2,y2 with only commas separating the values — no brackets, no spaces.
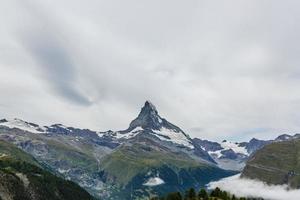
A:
128,101,163,131
126,101,188,133
144,100,157,111
139,101,159,117
275,134,292,141
121,101,194,149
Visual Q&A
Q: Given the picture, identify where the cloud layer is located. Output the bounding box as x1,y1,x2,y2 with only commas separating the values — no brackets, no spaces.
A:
1,0,300,141
208,174,300,200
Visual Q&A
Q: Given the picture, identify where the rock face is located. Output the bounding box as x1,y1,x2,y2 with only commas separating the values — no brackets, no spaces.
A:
127,101,165,131
242,139,300,188
0,140,93,200
127,101,187,134
116,101,194,149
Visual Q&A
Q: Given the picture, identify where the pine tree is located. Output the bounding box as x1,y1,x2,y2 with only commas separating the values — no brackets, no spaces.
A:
166,192,182,200
184,188,196,200
198,188,208,200
221,191,229,200
210,187,222,198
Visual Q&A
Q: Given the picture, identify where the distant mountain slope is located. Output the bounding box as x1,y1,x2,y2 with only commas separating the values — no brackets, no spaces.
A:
242,139,300,188
192,138,267,171
0,140,94,200
99,139,236,200
98,102,237,199
193,134,300,171
0,139,39,166
0,125,110,198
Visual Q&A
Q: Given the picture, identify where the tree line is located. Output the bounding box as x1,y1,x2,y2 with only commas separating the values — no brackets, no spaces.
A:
150,187,264,200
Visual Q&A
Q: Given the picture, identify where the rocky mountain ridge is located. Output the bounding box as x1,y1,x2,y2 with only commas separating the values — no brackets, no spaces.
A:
0,101,298,199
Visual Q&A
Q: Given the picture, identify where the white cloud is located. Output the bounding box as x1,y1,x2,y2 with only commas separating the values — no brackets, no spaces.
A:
208,174,300,200
1,0,300,141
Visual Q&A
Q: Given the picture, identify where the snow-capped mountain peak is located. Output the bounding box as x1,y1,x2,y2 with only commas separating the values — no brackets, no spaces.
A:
128,101,164,131
0,118,45,133
126,101,194,148
104,101,194,149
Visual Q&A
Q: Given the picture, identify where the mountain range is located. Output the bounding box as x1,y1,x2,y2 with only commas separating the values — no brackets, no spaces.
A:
0,101,299,199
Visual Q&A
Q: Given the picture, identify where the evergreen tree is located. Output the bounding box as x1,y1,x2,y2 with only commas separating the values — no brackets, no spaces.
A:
220,190,229,200
198,188,208,200
155,187,263,200
184,188,196,200
166,192,182,200
210,187,222,197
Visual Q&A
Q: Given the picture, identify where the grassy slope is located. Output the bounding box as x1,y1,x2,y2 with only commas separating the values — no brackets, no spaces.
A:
100,142,236,200
0,128,108,199
0,128,100,173
0,140,40,166
0,140,94,200
242,139,300,188
45,138,99,172
100,143,211,186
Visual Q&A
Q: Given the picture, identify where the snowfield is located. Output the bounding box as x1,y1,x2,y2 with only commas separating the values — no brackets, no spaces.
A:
143,177,165,186
152,128,194,149
0,118,45,133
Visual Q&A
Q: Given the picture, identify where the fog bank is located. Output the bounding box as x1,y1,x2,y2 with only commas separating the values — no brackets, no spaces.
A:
208,174,300,200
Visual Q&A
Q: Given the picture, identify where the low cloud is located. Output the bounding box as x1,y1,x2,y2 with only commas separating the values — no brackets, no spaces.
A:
208,174,300,200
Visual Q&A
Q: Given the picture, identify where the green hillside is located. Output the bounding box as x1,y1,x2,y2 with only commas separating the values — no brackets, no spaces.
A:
242,139,300,188
0,140,39,166
100,142,236,200
100,143,205,185
0,140,94,200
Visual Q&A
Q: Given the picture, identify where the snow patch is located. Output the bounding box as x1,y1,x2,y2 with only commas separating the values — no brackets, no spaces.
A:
143,177,165,186
58,168,71,174
208,150,223,158
114,126,144,139
152,128,194,149
208,141,248,159
221,141,248,155
96,132,104,138
0,118,45,133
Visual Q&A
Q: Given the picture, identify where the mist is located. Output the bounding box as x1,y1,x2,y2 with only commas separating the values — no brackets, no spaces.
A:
208,174,300,200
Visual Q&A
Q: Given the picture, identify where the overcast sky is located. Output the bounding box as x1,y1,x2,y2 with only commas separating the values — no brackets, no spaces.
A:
1,0,300,141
